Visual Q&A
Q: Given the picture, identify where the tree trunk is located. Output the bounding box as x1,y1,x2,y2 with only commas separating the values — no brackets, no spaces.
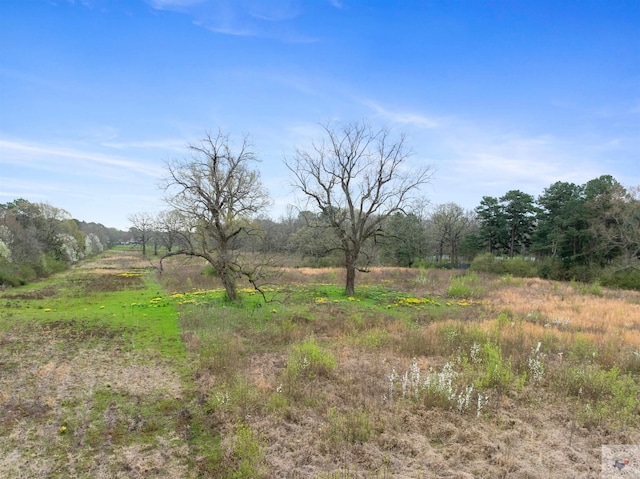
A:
345,252,356,296
215,250,238,301
509,225,516,258
218,263,238,301
345,265,356,296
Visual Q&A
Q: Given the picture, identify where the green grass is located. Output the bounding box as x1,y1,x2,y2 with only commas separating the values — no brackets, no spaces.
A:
0,256,202,478
1,273,184,358
2,249,639,478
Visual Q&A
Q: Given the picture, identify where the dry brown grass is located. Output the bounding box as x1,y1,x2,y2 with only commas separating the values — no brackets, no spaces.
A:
3,252,639,478
0,326,189,478
487,277,640,347
69,248,153,275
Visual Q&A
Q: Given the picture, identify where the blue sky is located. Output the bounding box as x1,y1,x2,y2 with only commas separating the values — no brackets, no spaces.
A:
1,0,638,230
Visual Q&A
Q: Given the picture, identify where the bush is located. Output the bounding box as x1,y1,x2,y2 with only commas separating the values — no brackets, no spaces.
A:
472,254,539,278
0,259,38,287
558,365,640,428
286,337,336,380
501,257,538,277
475,342,517,394
228,423,265,479
599,266,640,291
446,272,485,298
471,253,505,275
566,264,599,283
537,258,569,280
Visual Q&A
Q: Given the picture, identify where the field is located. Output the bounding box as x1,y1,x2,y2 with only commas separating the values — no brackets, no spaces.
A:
1,249,639,478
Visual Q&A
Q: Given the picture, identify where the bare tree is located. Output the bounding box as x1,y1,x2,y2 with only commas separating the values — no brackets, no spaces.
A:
428,203,475,264
154,209,183,253
285,120,433,295
162,130,271,301
592,184,640,269
128,212,155,257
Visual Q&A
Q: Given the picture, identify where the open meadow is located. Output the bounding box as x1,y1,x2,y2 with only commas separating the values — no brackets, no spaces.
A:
1,249,639,478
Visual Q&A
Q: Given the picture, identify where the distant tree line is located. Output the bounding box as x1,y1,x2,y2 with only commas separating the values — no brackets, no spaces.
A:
127,122,639,298
470,175,640,287
0,199,124,286
5,175,638,292
4,124,637,294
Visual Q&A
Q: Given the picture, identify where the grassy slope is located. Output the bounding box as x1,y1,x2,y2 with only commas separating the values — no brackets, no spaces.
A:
1,250,639,478
0,250,194,478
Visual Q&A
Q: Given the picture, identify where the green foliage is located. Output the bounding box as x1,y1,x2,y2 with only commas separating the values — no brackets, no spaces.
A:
570,279,603,297
0,258,36,286
286,337,337,380
600,266,640,291
379,212,427,266
500,257,538,277
471,176,639,290
475,343,519,394
472,254,538,278
536,258,568,280
229,423,265,479
203,264,217,276
325,407,372,450
0,199,118,287
446,272,484,298
567,336,598,363
471,253,505,275
559,365,640,428
354,327,390,350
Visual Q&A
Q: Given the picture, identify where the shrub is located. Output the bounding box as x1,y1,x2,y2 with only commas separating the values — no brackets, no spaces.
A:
562,365,621,401
286,337,336,380
570,279,603,297
446,272,485,299
567,264,599,283
475,343,519,395
228,423,265,479
600,266,640,291
558,365,640,428
471,253,505,275
537,258,568,280
501,257,538,277
567,336,598,364
324,407,372,450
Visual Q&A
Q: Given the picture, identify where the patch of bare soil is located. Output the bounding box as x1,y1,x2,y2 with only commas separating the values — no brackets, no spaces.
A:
42,318,133,342
0,330,189,478
2,284,59,300
68,272,146,293
70,248,154,275
231,347,639,479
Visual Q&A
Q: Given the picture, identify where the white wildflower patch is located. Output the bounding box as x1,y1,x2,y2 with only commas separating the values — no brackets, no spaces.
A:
386,358,488,416
527,341,545,384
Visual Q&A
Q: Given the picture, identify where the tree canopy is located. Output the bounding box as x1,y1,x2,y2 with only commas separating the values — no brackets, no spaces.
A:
285,120,433,295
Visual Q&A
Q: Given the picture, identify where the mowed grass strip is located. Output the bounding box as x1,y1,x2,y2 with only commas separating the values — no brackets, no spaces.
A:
0,250,195,478
2,250,640,478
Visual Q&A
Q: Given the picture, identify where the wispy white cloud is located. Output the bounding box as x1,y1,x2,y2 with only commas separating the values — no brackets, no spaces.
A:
147,0,206,8
431,127,612,204
0,139,164,179
362,99,440,129
145,0,317,42
101,139,186,151
0,178,67,200
0,139,168,228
